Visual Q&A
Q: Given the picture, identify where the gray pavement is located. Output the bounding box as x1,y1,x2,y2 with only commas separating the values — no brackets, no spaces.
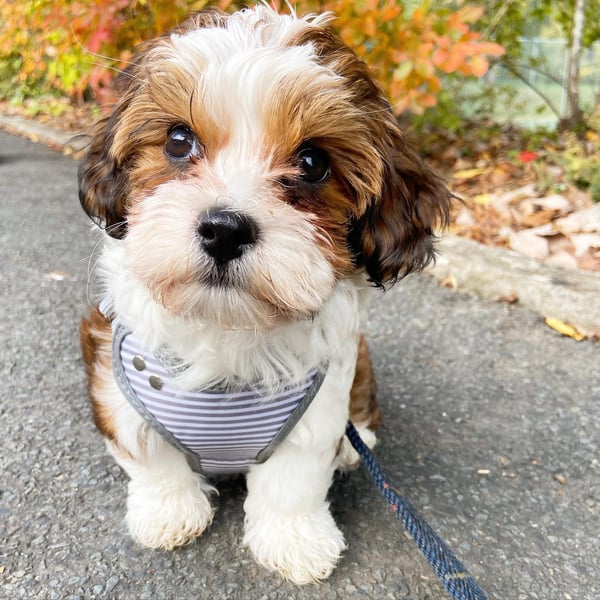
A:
1,129,599,600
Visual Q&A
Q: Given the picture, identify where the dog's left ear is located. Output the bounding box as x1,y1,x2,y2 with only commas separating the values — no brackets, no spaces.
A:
350,116,452,287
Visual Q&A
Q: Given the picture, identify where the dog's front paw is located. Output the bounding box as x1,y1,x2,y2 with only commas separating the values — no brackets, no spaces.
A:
243,506,346,584
126,479,215,550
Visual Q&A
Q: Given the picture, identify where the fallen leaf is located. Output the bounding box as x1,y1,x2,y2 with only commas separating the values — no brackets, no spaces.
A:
530,194,572,213
490,184,538,216
452,167,487,180
454,206,476,226
553,472,567,485
555,204,600,234
489,163,513,186
508,230,549,260
568,233,600,257
544,317,585,341
528,224,557,237
586,130,599,142
495,184,538,206
495,292,519,304
47,271,69,281
545,250,579,270
440,274,458,290
520,209,560,228
564,185,591,208
576,250,600,271
452,158,473,171
473,193,493,205
517,150,539,164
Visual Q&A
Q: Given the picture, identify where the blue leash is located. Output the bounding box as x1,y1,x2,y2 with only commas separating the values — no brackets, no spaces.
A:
345,422,488,600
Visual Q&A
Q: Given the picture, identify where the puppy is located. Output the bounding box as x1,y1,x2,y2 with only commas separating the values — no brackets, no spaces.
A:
79,5,450,585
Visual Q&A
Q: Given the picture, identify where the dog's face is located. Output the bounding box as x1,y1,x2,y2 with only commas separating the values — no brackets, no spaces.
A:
79,6,450,329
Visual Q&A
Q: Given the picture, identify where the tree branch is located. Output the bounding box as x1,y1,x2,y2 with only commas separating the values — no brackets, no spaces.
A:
483,0,519,40
508,61,565,88
496,61,563,118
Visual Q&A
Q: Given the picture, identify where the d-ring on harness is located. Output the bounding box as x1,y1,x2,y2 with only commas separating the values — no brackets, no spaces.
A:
346,422,488,600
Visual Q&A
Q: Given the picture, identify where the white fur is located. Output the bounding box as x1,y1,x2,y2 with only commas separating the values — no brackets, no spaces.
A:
96,252,367,580
92,355,217,549
243,341,357,584
336,422,378,471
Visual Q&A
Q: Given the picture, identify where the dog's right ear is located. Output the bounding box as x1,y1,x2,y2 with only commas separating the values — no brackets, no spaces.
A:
78,29,163,240
78,106,131,239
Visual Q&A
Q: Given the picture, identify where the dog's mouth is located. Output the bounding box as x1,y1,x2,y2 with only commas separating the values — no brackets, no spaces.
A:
199,261,245,289
192,256,322,325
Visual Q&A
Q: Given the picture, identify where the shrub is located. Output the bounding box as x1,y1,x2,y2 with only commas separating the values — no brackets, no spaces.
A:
313,1,504,114
0,0,503,113
560,108,600,201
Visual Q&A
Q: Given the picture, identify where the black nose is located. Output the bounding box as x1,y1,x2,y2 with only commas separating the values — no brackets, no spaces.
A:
197,209,259,263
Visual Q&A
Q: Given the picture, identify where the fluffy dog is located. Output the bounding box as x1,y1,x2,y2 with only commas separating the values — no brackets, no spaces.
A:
79,4,450,584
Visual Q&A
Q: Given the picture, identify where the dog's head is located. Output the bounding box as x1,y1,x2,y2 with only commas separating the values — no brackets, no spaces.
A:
80,6,451,328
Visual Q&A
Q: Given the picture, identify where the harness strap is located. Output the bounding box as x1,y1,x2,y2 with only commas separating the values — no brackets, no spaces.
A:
346,422,488,600
108,313,327,476
111,322,205,472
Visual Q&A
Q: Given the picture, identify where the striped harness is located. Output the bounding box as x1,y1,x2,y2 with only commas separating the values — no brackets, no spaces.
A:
108,314,326,476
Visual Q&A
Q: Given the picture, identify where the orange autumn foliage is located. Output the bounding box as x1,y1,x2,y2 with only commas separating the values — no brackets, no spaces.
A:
317,1,504,114
0,0,503,114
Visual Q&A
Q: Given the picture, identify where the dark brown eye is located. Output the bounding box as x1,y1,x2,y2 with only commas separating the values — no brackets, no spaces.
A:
165,126,201,160
297,146,330,184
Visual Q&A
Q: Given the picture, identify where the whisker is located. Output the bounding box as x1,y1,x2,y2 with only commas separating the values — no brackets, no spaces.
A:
70,25,136,67
69,26,144,85
81,230,105,309
103,220,128,239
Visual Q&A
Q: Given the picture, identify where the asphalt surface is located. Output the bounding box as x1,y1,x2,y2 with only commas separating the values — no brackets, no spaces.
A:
1,129,599,600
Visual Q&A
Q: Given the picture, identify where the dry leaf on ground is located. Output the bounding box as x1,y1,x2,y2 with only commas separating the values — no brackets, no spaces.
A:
544,317,586,341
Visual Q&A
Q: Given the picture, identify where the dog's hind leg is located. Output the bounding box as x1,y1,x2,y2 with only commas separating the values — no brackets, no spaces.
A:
336,334,380,470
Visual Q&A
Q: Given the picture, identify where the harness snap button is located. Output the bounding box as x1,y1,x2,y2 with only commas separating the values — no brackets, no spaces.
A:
132,356,146,371
149,375,164,390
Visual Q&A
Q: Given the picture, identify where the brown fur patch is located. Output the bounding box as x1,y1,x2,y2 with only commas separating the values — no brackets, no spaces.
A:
78,10,230,239
261,73,383,277
349,334,381,430
80,307,118,442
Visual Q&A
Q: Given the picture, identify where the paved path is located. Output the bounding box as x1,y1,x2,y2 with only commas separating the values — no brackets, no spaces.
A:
1,130,599,599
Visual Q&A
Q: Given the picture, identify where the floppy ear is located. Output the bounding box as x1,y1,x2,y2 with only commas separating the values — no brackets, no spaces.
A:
78,48,148,240
351,119,452,287
78,107,131,239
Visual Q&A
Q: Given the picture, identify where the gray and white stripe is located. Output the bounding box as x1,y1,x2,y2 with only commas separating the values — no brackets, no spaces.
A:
110,318,325,476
